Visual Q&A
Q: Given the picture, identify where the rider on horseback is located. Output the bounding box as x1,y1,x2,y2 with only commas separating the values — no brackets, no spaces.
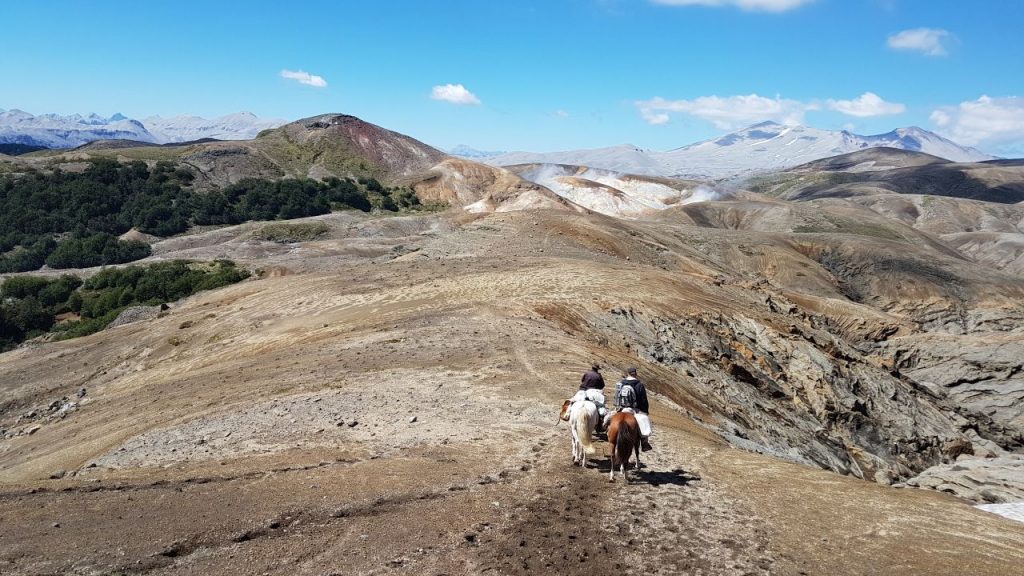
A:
580,363,605,392
614,367,653,451
575,364,609,433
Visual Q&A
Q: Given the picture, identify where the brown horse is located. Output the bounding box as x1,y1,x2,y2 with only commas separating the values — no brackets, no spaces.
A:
607,411,641,482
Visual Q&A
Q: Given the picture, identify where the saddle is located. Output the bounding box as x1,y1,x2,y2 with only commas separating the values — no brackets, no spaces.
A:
558,390,609,428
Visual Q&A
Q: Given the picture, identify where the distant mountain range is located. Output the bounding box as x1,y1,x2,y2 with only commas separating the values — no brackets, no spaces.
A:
446,145,506,159
476,122,996,179
0,109,285,148
1,109,996,180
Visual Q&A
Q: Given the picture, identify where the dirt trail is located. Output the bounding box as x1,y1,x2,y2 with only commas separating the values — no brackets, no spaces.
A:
3,209,1024,575
3,383,1024,575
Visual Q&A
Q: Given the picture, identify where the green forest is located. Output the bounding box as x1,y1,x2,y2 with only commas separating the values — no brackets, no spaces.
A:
0,259,250,351
0,158,423,272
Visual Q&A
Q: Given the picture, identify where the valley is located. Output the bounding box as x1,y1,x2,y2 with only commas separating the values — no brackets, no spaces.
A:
1,114,1024,575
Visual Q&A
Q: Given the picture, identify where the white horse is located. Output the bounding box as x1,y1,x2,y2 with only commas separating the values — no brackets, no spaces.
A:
568,399,599,468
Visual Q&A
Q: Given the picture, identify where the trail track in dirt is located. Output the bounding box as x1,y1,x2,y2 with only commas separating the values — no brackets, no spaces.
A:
2,208,1024,575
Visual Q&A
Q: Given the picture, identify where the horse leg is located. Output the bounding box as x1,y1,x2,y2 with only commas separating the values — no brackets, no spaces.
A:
608,444,616,482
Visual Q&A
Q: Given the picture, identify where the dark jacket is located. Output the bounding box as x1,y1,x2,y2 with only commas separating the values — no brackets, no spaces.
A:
617,377,649,413
580,369,605,391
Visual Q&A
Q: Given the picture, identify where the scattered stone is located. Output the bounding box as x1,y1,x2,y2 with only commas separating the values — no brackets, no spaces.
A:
158,541,187,557
107,306,162,329
942,438,974,461
26,425,41,435
409,416,417,423
233,530,259,543
49,470,66,480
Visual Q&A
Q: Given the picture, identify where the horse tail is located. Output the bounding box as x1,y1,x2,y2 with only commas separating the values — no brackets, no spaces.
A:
615,416,638,466
575,404,597,455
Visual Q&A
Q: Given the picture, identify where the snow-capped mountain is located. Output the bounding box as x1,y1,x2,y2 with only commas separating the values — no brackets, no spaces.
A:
487,144,667,176
143,112,285,143
0,110,286,148
0,109,156,148
447,145,505,159
485,122,996,179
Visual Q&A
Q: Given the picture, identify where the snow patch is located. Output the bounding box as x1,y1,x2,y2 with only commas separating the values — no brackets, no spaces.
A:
976,503,1024,524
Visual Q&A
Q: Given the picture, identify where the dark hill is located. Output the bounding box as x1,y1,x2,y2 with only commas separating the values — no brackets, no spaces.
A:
791,147,949,173
0,143,48,156
750,148,1024,204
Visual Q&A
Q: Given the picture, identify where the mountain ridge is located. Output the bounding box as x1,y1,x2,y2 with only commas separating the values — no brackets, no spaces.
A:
0,109,286,148
485,121,996,179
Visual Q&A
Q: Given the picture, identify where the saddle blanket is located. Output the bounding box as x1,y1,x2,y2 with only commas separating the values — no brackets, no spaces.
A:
572,389,608,418
573,389,606,406
619,408,653,437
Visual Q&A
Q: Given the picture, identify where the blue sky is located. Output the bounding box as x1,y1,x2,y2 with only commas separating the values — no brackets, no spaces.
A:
1,0,1022,155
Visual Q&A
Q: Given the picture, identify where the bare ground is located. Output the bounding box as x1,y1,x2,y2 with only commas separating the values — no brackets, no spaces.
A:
2,209,1024,575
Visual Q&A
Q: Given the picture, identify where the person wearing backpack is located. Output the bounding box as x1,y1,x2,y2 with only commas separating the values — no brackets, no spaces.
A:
615,367,653,451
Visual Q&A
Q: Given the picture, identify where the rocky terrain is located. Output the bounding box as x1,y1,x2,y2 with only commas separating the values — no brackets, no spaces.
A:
2,118,1024,575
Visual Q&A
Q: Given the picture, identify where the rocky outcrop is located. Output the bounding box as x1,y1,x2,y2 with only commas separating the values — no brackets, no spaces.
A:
106,305,163,329
879,334,1024,434
405,158,584,213
905,455,1024,503
594,305,974,484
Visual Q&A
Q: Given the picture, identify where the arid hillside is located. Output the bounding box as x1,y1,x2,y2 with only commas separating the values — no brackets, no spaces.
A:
2,199,1024,574
5,114,450,189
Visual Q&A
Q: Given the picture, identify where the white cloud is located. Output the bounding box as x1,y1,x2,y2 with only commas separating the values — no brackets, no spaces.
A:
430,84,481,105
636,94,813,129
929,109,951,127
651,0,814,11
827,92,906,117
930,96,1024,150
887,28,952,56
280,69,327,88
554,110,570,118
640,108,671,125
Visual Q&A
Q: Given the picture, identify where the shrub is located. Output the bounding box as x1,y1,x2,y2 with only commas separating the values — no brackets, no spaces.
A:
44,234,151,269
0,259,249,351
252,222,331,243
0,158,426,273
